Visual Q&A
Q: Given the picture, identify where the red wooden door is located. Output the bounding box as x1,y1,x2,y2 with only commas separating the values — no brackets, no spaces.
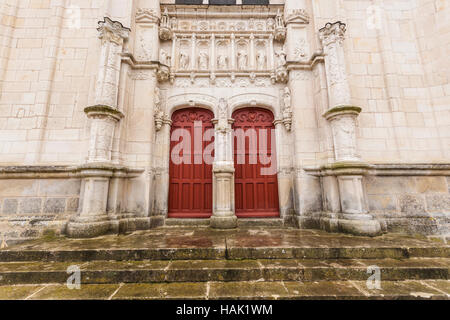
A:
168,108,214,218
232,108,280,218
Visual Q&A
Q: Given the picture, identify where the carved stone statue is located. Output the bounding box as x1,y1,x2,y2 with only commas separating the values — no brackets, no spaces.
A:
276,50,287,68
198,52,209,70
237,51,247,70
179,52,189,70
160,49,170,65
218,98,228,120
217,54,228,70
256,52,266,70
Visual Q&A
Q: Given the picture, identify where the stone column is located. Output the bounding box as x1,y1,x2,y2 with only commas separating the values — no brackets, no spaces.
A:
210,99,237,229
66,18,130,238
319,22,381,236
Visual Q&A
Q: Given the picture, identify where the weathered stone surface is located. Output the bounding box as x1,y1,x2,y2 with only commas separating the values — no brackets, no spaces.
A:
399,195,426,215
0,285,44,300
365,177,416,195
2,199,18,214
414,177,448,193
368,195,397,211
209,281,288,299
67,198,79,213
30,284,120,300
113,283,207,300
38,180,81,197
0,180,39,197
43,198,66,214
284,280,363,299
426,194,450,212
18,198,42,214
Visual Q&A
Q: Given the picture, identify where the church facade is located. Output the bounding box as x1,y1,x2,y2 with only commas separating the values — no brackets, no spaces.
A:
0,0,449,240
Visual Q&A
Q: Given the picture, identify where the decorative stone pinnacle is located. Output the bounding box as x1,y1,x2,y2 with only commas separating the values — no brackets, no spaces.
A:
319,21,346,47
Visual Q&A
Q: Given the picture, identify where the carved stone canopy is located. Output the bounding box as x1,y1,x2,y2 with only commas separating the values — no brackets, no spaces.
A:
136,8,159,24
319,21,346,47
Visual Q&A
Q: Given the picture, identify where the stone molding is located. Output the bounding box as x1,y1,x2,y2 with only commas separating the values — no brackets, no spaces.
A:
0,165,144,179
303,163,450,177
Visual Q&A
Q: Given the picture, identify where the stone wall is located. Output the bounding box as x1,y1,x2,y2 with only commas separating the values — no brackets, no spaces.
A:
366,175,450,235
0,178,81,239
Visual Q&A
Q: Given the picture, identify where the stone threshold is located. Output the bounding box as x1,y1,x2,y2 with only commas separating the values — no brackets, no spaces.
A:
164,218,284,227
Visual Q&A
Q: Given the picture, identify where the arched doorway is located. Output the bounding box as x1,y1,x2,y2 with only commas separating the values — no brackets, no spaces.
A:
232,107,280,218
168,108,214,218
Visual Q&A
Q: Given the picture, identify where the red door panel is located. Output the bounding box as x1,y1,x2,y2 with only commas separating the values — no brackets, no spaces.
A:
232,108,280,218
168,108,214,218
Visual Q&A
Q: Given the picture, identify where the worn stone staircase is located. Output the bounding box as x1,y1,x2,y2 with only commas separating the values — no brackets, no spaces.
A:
0,227,448,300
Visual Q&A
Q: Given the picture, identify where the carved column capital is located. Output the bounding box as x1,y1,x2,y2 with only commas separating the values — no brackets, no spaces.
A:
97,17,130,45
319,21,346,48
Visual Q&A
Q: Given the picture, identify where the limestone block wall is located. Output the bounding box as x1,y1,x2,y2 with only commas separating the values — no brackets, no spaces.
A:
311,0,449,163
0,178,81,239
365,175,450,235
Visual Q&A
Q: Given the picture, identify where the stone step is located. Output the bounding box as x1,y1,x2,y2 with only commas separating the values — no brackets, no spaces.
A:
1,245,448,262
0,258,447,285
0,280,448,300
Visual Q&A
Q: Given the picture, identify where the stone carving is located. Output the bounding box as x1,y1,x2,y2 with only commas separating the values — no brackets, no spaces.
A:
276,50,287,68
160,49,170,65
136,33,152,61
237,51,248,70
319,21,346,47
179,52,190,70
218,98,228,120
294,39,307,60
319,21,351,107
331,116,358,161
161,8,289,83
97,17,130,46
136,8,159,24
95,18,130,108
154,87,166,131
128,70,152,80
159,8,173,40
157,65,170,82
274,9,286,41
282,87,292,131
285,9,310,25
267,18,275,31
198,52,209,70
256,52,266,70
217,54,228,70
272,49,288,84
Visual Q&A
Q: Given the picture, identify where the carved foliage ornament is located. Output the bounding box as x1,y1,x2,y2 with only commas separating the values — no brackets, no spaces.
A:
319,21,346,48
97,17,130,45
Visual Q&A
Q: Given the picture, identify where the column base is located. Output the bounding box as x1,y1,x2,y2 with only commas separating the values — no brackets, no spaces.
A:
210,214,237,229
296,212,383,237
66,215,156,238
66,215,111,238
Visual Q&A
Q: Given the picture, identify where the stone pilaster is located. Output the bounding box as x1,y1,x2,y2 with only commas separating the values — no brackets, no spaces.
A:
319,22,381,236
210,99,237,229
66,18,130,238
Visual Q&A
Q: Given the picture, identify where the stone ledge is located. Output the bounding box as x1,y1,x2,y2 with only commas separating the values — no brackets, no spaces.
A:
304,163,450,177
0,164,145,179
